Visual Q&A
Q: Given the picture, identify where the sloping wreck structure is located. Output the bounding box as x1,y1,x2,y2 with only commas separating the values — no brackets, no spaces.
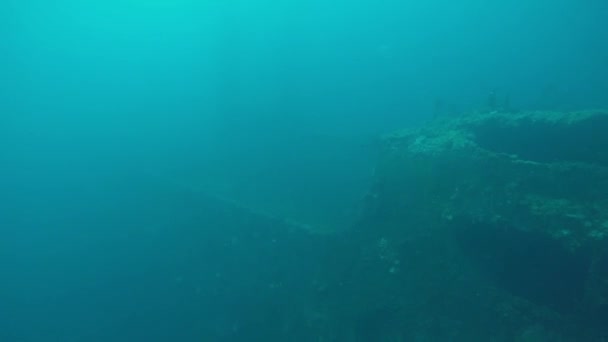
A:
324,110,608,340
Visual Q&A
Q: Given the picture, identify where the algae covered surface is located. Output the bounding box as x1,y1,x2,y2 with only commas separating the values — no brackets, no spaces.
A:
341,109,608,340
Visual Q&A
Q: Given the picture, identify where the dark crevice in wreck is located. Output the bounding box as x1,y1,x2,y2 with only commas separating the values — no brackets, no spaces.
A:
472,114,608,166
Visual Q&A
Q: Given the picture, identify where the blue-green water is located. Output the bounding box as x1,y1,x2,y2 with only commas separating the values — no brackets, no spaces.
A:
1,1,608,341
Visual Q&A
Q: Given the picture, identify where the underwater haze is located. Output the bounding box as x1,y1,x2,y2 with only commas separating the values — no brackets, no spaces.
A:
1,0,608,341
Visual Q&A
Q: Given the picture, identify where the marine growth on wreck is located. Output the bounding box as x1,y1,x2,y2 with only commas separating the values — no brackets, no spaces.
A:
331,109,608,340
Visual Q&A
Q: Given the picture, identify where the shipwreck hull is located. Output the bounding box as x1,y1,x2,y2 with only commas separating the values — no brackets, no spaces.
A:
348,110,608,339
